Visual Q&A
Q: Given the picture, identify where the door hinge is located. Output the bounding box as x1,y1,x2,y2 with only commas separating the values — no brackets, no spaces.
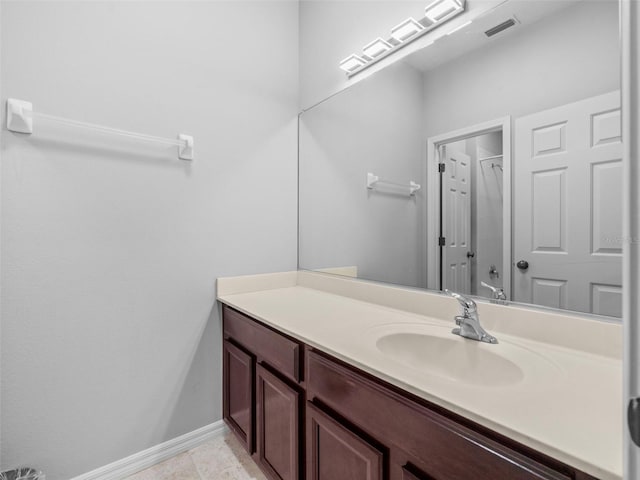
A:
438,163,445,173
438,236,446,246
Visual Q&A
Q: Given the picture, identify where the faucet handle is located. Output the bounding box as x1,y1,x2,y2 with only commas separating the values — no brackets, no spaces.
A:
481,281,496,291
445,289,477,313
481,281,507,301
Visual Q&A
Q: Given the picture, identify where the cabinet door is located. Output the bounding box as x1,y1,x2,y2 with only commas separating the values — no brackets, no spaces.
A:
223,340,254,452
256,364,300,480
307,402,384,480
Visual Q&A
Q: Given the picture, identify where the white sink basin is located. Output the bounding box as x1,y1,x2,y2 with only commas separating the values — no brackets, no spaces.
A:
365,323,561,387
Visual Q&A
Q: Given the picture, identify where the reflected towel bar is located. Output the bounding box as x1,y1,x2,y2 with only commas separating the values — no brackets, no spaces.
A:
367,172,421,196
6,98,194,161
478,154,503,162
479,155,503,171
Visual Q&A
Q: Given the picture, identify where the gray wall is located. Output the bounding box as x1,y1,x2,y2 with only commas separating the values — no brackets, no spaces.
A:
422,0,620,138
472,133,503,296
299,62,425,288
0,1,298,478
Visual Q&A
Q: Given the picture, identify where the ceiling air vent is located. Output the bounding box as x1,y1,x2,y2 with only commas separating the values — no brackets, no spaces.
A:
484,18,517,37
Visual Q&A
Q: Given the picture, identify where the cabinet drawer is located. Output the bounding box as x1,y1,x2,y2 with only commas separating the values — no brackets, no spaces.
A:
223,305,301,382
306,350,572,480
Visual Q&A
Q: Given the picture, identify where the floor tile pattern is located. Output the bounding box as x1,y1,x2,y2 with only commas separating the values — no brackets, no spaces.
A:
125,431,267,480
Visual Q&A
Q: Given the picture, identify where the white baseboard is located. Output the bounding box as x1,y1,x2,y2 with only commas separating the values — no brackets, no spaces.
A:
71,420,228,480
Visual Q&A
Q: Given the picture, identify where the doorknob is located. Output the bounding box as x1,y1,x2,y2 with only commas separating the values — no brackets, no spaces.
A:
516,260,529,271
629,397,640,447
467,251,475,258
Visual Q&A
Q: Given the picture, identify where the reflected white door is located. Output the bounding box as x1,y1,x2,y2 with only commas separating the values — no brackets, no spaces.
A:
442,148,471,294
513,91,622,316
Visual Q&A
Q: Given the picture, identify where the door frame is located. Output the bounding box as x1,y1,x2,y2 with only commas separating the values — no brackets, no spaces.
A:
621,0,639,476
426,116,511,297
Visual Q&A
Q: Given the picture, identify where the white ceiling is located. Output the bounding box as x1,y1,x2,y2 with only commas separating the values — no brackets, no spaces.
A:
403,0,579,72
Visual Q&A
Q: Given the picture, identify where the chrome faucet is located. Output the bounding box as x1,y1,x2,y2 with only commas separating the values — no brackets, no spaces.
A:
481,281,507,303
445,290,498,344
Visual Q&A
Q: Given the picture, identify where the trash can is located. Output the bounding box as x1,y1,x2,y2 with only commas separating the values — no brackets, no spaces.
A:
0,468,44,480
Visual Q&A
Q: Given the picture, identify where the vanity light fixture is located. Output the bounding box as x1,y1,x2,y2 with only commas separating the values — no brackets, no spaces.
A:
390,18,425,43
362,37,393,59
425,0,464,23
339,0,466,77
339,54,368,73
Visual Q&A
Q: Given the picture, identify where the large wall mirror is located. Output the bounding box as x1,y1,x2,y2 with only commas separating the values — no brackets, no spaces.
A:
299,0,622,318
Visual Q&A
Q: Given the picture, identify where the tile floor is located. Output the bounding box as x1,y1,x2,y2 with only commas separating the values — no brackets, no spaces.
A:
124,431,268,480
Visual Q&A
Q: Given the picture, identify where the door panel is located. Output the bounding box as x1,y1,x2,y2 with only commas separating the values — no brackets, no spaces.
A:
531,278,567,310
514,91,622,316
307,402,383,480
591,108,621,146
591,283,623,317
256,364,300,480
531,169,566,252
591,160,623,254
532,122,566,156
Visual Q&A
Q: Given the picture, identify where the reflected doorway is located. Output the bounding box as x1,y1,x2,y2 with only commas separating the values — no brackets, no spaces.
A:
426,117,511,303
439,131,505,300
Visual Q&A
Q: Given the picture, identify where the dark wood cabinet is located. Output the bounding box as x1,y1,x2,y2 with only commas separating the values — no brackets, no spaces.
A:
223,339,254,452
222,305,599,480
256,364,300,480
223,306,303,480
223,305,302,382
306,402,384,480
401,469,420,480
305,350,575,480
400,465,432,480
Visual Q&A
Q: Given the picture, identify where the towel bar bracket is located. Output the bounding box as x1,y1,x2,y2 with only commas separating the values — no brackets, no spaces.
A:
178,134,194,161
7,98,33,134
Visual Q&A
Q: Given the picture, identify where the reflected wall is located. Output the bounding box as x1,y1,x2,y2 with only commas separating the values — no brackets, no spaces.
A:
299,0,622,316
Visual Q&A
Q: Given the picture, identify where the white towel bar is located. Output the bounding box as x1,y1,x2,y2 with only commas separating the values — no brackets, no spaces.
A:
367,172,421,196
6,98,194,161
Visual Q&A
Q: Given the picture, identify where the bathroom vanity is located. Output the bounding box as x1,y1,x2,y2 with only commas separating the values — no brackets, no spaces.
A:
217,271,621,480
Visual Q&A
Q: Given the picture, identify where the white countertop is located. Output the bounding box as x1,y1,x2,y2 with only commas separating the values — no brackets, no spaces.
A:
217,271,622,480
